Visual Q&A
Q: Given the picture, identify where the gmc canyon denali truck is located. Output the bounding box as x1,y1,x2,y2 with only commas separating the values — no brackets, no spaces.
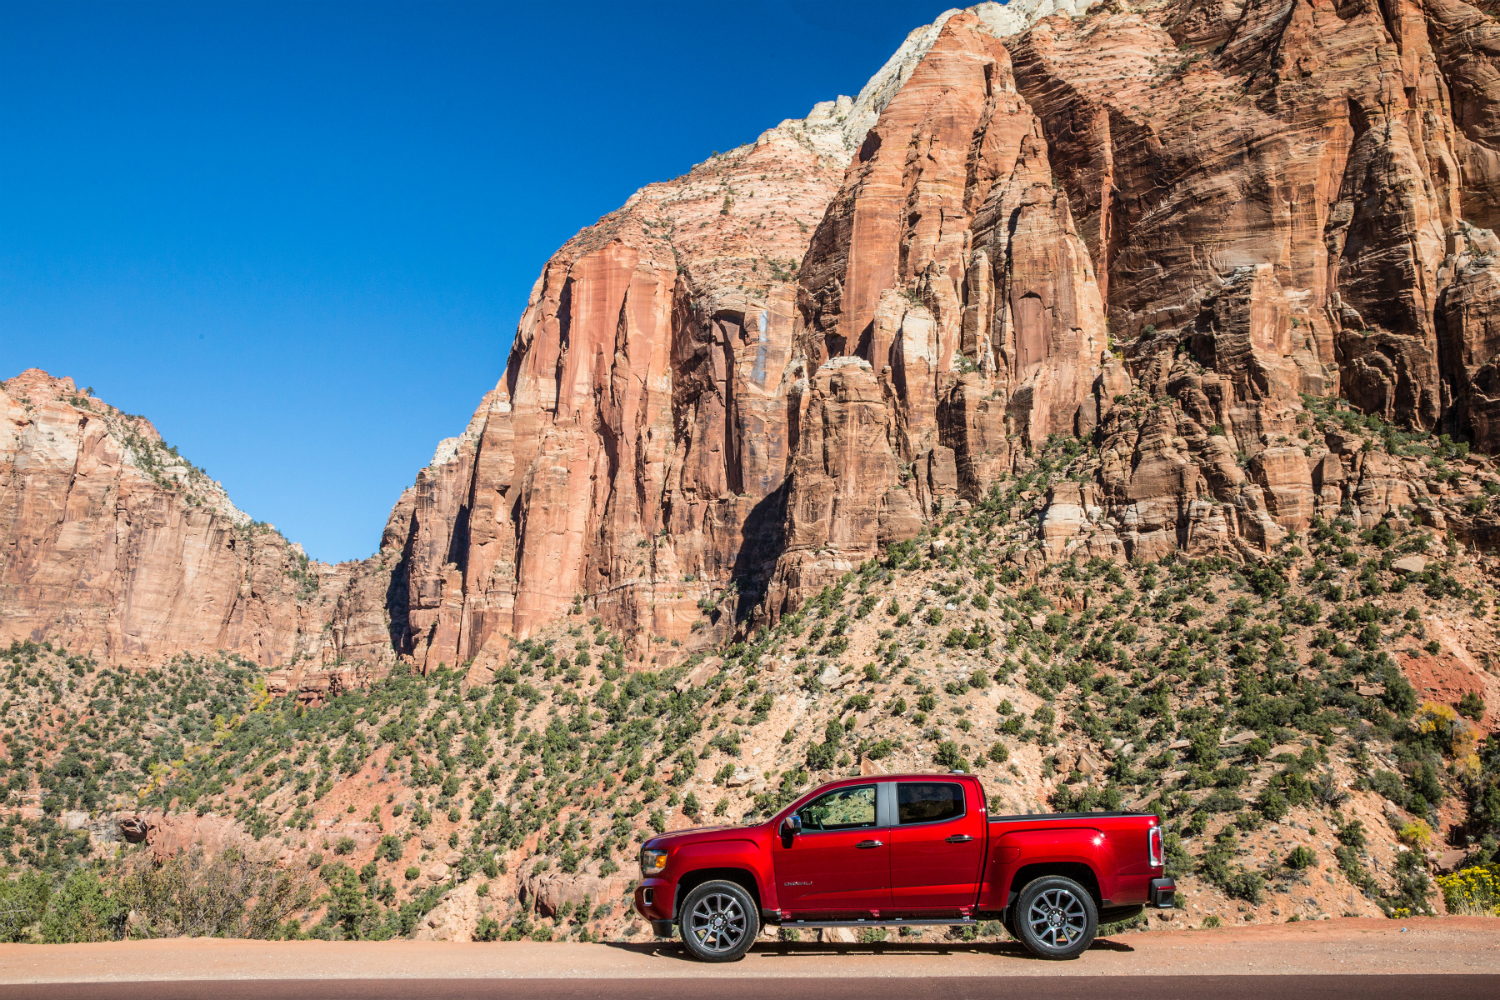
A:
633,773,1173,962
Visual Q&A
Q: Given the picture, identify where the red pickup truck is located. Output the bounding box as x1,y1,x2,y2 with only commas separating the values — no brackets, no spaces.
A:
633,772,1173,962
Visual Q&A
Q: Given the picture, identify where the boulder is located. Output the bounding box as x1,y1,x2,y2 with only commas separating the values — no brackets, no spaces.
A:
517,870,635,919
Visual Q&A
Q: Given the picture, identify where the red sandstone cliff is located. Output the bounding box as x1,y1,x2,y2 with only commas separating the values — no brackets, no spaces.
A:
13,0,1500,671
407,0,1500,649
0,369,395,680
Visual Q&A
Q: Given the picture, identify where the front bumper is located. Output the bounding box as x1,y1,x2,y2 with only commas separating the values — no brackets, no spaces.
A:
633,878,674,924
1150,877,1177,908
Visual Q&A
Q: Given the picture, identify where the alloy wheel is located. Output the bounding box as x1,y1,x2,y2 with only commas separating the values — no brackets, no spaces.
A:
1026,886,1087,949
687,891,748,954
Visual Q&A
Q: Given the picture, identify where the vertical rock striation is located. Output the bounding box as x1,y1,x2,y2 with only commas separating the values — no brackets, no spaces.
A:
378,101,858,672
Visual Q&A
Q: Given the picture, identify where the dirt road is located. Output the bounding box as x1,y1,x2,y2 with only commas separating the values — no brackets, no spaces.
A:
3,976,1499,1000
0,917,1496,983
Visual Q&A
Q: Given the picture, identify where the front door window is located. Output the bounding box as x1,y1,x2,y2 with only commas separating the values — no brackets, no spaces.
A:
801,784,876,831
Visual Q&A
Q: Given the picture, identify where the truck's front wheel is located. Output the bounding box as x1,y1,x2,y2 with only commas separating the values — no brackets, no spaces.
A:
1013,875,1097,960
678,880,759,962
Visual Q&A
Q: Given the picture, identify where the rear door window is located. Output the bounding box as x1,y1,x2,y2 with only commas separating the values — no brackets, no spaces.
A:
897,781,965,824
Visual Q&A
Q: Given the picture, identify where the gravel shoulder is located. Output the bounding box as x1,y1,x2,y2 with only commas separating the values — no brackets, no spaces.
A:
1,918,1497,982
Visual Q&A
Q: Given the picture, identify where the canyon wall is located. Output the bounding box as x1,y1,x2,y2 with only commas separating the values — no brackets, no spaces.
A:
0,369,395,675
402,0,1500,652
11,0,1500,671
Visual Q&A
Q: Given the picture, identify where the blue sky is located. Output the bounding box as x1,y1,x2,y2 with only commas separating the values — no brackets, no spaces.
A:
0,0,955,563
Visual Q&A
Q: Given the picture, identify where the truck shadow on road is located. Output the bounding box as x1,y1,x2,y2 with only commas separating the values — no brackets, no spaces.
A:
603,938,1136,963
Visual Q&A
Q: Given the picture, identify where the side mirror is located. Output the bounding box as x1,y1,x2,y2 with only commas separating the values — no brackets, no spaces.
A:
783,814,802,836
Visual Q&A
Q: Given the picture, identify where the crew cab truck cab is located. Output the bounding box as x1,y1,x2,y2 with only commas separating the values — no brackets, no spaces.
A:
633,773,1173,962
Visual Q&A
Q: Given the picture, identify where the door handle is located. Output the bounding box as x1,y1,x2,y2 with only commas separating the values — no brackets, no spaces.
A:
856,840,884,849
945,834,974,843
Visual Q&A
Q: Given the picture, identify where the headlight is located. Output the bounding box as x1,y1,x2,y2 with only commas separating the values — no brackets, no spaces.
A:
640,848,668,876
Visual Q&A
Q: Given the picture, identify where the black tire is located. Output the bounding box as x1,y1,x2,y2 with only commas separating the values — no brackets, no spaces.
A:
1013,875,1097,960
678,879,759,962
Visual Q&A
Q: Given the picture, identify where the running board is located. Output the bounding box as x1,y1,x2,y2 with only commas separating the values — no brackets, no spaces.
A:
777,918,980,928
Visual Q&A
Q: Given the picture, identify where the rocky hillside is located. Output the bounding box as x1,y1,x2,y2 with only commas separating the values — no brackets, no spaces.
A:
7,0,1500,942
2,416,1498,941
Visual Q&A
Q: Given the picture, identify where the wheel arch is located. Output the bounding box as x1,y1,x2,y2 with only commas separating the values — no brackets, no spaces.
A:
673,867,763,920
1007,861,1102,910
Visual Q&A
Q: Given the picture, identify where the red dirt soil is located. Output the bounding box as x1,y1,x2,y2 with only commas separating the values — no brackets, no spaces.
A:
1,917,1497,982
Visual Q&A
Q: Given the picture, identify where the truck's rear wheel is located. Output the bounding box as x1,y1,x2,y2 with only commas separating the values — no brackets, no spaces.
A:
678,880,759,962
1014,875,1097,960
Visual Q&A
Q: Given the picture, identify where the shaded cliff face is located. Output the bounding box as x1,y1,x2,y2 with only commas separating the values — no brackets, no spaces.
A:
0,370,396,679
14,0,1500,673
775,9,1110,609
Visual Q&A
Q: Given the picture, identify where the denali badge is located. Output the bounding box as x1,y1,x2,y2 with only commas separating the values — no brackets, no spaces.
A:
782,880,812,885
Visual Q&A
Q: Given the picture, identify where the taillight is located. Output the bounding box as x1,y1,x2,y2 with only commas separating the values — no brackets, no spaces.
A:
1148,825,1164,868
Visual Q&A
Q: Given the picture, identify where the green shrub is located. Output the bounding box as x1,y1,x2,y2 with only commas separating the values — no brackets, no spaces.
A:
376,835,403,863
1223,869,1264,904
40,868,122,943
1385,850,1434,915
0,870,50,943
1368,770,1406,806
1256,787,1288,821
934,741,969,772
1198,788,1244,813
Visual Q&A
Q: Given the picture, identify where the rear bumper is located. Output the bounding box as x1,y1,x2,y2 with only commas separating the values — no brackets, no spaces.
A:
1150,877,1177,908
